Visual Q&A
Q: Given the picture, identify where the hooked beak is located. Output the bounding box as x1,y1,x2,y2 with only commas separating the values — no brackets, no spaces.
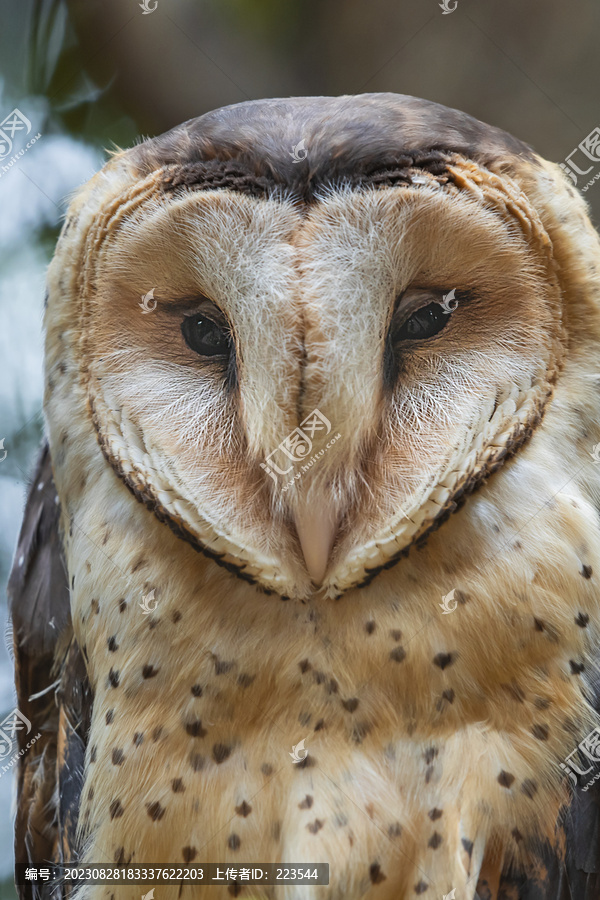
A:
293,500,339,586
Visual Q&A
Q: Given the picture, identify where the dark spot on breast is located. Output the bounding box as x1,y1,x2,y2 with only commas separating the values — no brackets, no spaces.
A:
110,799,124,819
214,658,234,675
299,795,313,809
390,629,402,641
575,612,590,627
118,599,127,613
532,724,549,740
228,885,241,897
182,846,197,862
190,753,205,771
352,722,371,743
143,665,159,679
342,698,359,713
299,712,312,726
228,834,241,850
424,747,438,764
428,832,442,849
107,636,118,652
388,822,402,837
314,719,325,731
512,828,523,842
433,652,454,669
365,620,376,634
390,647,406,663
89,746,97,763
581,564,593,579
501,682,525,702
172,610,182,623
147,801,165,821
441,688,455,704
462,837,473,856
313,670,326,684
307,819,323,834
570,660,585,674
498,770,515,788
114,847,127,865
108,669,120,688
172,778,185,793
534,618,546,631
112,748,125,765
261,763,273,776
298,753,316,768
185,720,207,738
521,779,538,798
133,732,144,746
106,709,115,724
414,882,429,894
235,800,252,816
152,726,163,742
328,678,338,694
237,673,255,688
369,863,386,884
299,659,311,673
428,808,443,820
213,744,232,764
191,684,203,697
425,766,434,783
131,556,146,573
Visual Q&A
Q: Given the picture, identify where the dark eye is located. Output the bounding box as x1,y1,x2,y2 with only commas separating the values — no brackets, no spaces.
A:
181,314,231,357
393,301,449,342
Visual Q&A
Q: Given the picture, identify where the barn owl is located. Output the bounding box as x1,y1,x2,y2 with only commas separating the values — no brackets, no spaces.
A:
9,93,600,899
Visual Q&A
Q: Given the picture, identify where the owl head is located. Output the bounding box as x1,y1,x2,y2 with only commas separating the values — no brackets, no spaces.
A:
44,94,600,601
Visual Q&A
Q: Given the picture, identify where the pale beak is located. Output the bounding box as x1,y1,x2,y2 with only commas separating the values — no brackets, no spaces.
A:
293,501,339,585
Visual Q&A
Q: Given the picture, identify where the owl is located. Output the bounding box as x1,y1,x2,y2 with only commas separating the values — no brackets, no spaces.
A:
9,93,600,900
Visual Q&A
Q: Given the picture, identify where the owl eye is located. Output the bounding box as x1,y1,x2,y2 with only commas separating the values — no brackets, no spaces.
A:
181,314,231,357
393,301,449,342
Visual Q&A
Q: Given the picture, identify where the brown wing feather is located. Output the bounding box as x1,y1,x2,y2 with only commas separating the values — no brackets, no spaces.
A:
8,441,92,899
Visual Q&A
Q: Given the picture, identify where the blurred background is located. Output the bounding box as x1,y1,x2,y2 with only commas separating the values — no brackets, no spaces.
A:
0,0,599,895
